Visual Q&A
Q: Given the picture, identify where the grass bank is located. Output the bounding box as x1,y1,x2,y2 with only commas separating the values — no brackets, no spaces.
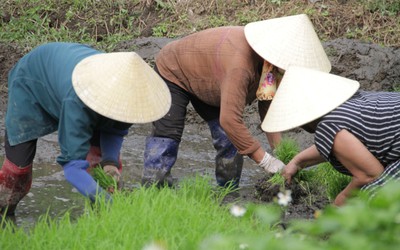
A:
1,0,400,52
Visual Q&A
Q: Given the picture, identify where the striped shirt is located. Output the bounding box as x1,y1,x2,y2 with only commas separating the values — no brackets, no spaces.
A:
315,91,400,174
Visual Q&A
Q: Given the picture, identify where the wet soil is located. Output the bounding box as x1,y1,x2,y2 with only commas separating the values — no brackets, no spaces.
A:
1,37,400,226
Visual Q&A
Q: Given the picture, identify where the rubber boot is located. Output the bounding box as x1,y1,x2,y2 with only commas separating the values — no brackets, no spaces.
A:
142,137,179,187
0,158,33,216
208,119,243,188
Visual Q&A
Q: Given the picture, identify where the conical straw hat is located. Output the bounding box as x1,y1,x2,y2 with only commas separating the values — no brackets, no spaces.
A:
72,52,171,123
262,66,360,133
244,14,331,72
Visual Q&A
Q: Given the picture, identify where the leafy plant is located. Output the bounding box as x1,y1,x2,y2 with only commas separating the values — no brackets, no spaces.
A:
313,163,351,201
267,172,285,187
393,83,400,92
364,0,400,15
274,137,300,165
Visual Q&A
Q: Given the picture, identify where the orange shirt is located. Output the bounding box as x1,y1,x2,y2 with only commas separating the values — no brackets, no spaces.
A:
156,26,269,155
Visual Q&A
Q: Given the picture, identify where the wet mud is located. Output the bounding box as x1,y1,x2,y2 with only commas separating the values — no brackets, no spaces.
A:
1,37,400,227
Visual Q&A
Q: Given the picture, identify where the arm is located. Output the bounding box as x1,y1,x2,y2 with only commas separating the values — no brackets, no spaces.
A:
63,160,111,202
282,145,325,183
266,132,282,151
331,129,384,206
258,100,282,151
219,68,262,158
100,127,128,166
99,127,129,181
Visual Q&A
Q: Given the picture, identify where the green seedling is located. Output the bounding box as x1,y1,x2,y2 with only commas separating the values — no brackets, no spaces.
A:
267,173,285,187
274,137,300,164
90,165,117,193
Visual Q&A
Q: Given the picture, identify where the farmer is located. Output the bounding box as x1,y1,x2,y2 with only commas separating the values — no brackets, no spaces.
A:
262,66,400,206
0,42,171,216
142,14,331,187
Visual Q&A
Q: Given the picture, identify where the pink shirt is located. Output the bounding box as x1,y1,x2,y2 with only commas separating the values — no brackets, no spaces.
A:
156,26,270,155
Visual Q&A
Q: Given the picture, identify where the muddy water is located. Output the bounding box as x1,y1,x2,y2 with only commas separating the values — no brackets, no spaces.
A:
3,115,304,228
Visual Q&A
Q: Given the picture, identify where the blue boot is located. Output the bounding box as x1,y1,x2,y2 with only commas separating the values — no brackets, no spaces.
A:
142,137,179,187
208,119,243,188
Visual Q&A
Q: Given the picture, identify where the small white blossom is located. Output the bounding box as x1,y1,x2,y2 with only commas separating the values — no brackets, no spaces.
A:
230,204,246,217
142,241,166,250
277,190,292,206
239,243,249,249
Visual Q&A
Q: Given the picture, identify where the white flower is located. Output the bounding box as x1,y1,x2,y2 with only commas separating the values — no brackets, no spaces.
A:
239,243,249,249
230,204,246,217
277,190,292,206
142,241,166,250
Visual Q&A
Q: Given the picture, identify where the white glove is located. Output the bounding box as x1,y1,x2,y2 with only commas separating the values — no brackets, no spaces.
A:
258,152,285,173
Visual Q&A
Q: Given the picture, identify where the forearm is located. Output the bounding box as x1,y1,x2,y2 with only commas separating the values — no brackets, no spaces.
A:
266,132,282,150
100,128,128,164
63,160,111,202
292,145,325,169
335,177,365,206
249,147,265,164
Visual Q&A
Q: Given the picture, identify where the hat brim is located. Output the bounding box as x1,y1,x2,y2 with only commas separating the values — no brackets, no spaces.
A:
244,14,331,72
262,66,360,133
72,52,171,123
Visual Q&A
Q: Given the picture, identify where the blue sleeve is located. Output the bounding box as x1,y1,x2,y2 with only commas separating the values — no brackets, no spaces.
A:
100,128,128,164
63,160,111,202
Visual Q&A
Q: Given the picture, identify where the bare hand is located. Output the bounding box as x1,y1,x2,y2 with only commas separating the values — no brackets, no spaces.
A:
281,161,300,184
103,165,121,182
334,192,347,206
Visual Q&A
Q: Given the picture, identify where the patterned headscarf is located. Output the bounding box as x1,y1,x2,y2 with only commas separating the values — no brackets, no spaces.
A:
256,61,284,101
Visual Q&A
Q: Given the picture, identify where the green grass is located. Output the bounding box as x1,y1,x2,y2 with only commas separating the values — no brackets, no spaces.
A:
0,166,398,249
0,176,276,250
1,0,400,51
274,137,300,165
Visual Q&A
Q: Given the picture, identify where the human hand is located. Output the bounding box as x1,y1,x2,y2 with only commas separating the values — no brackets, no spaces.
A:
103,165,121,183
258,152,285,173
333,191,347,206
281,161,300,184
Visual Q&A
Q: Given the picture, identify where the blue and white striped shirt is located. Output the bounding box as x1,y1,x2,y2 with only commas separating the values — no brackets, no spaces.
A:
315,91,400,174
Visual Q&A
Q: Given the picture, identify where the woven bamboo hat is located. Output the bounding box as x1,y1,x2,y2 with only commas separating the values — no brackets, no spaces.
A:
261,66,360,133
244,14,331,72
72,52,171,123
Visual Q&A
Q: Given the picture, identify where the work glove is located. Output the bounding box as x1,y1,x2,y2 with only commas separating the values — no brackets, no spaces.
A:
63,160,111,203
258,152,285,173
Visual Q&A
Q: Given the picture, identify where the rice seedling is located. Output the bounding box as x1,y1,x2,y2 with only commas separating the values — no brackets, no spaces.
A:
274,137,300,165
90,165,118,193
267,137,300,188
310,163,352,201
0,175,276,250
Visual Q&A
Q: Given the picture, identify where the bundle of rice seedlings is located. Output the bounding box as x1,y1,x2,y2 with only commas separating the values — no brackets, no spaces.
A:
90,165,118,193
